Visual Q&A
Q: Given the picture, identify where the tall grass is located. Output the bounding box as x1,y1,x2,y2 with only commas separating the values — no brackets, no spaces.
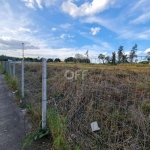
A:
47,108,69,150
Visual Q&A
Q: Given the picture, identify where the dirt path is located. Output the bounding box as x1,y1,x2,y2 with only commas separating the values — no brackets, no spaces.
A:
0,71,30,150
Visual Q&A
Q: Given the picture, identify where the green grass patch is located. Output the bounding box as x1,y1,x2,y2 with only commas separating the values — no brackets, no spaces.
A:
142,103,150,115
47,108,69,150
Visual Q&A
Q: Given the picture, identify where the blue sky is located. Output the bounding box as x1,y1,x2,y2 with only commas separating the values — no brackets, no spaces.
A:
0,0,150,59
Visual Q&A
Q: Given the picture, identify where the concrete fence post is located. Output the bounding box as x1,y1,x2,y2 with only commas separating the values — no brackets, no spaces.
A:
22,60,24,99
9,62,11,76
2,61,4,68
7,61,8,72
13,61,16,79
5,61,6,71
3,61,5,70
42,58,47,130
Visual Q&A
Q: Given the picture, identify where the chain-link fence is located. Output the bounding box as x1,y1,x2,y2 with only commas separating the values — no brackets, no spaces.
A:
1,60,150,149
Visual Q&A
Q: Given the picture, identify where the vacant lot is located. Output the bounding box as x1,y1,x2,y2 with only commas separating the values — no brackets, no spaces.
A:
14,62,150,150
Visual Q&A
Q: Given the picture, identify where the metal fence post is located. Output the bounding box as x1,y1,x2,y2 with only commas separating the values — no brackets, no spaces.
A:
42,58,47,130
13,61,15,79
22,60,24,99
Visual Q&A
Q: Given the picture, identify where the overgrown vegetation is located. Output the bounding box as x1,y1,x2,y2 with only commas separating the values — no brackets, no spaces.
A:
1,61,150,149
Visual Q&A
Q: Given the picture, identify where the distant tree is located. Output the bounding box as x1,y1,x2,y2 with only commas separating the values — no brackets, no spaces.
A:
75,53,84,59
129,44,137,63
85,50,89,59
80,58,90,63
0,55,8,61
122,54,128,63
65,57,74,63
47,58,53,62
118,46,124,63
98,54,105,64
105,56,111,64
33,58,39,62
146,51,150,64
54,58,61,62
112,52,116,65
135,59,138,63
24,57,33,62
74,53,90,63
39,58,43,62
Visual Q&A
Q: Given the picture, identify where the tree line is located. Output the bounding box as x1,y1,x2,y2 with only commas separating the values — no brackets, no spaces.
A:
98,44,150,64
0,44,149,64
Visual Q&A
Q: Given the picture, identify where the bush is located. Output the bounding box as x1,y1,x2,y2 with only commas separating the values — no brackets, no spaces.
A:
54,58,61,62
47,58,54,62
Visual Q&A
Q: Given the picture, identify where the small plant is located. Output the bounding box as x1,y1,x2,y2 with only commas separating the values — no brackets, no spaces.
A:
53,93,64,100
74,145,81,150
22,122,49,148
47,108,69,150
0,63,6,74
142,103,150,115
4,73,17,90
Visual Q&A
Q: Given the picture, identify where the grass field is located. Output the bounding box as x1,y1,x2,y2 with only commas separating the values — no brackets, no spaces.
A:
3,61,150,150
48,62,150,72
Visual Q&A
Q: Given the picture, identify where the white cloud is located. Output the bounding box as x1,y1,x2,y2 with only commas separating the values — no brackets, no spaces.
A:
131,0,149,12
52,28,57,31
22,0,42,9
131,12,150,24
18,27,32,33
136,51,143,55
145,48,150,54
61,0,116,17
22,0,60,9
35,0,43,9
44,0,58,7
0,36,39,50
60,34,66,39
60,34,73,39
83,16,119,34
22,0,36,9
83,16,150,40
60,23,71,30
91,27,101,35
118,29,150,40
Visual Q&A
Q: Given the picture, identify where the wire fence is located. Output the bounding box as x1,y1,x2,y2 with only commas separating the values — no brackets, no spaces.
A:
1,60,150,150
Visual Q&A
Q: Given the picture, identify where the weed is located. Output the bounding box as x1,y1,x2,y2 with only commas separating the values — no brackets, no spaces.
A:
74,145,81,150
22,122,49,148
142,103,150,115
47,108,69,150
53,93,64,99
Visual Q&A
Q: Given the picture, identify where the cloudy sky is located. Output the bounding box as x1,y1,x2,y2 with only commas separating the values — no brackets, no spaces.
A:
0,0,150,59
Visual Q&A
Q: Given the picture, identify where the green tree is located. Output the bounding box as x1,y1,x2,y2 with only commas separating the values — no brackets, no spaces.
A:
64,57,74,63
47,58,53,62
129,44,137,63
105,56,111,64
112,52,116,65
118,46,124,63
146,51,150,64
54,58,61,62
122,54,128,63
98,54,105,64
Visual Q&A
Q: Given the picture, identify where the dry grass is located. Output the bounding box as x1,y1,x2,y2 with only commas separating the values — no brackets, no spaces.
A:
14,62,150,150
